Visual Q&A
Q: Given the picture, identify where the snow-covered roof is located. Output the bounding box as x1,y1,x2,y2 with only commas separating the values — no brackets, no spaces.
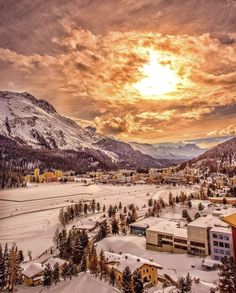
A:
146,218,187,239
43,257,66,267
188,215,229,229
104,252,162,273
23,262,43,278
129,216,159,228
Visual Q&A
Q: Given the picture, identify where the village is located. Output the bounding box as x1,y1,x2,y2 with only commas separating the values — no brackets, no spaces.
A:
1,166,236,293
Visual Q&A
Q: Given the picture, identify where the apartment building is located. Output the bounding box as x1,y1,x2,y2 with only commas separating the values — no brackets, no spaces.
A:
209,226,233,261
146,218,188,254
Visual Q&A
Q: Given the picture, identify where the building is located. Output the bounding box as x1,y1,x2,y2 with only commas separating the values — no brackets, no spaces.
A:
22,263,43,286
104,252,162,289
130,217,159,236
209,226,233,261
187,215,231,256
222,212,236,259
146,218,188,254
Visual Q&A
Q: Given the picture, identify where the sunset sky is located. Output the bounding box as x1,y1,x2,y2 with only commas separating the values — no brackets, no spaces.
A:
0,0,236,146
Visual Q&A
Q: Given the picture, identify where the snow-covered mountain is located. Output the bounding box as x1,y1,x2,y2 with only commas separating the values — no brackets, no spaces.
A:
0,91,173,170
130,141,207,160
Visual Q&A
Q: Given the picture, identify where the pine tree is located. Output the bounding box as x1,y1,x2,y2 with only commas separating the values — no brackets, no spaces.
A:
133,270,144,293
7,245,22,292
72,236,83,265
119,202,122,210
61,262,70,282
176,273,192,293
198,202,204,211
109,267,116,286
194,212,201,219
111,218,119,235
18,250,24,263
43,263,53,287
99,249,106,280
218,256,236,293
182,209,188,218
97,202,101,212
81,254,87,273
176,196,180,204
103,205,106,212
88,244,98,276
68,260,78,280
0,244,7,290
53,262,60,285
187,200,192,209
121,266,133,293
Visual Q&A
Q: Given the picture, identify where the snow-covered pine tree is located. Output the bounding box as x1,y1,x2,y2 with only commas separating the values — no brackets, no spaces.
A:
43,263,53,287
53,262,60,285
133,270,144,293
176,272,192,293
121,266,133,293
218,256,236,293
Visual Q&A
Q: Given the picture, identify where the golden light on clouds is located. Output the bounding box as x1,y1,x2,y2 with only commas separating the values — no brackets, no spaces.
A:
134,50,179,98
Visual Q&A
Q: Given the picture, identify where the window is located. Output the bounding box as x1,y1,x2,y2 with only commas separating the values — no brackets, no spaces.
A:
214,255,219,261
149,275,151,280
174,238,187,244
213,234,218,239
225,251,231,256
146,269,149,273
190,241,205,248
219,235,223,240
213,241,218,246
219,242,224,247
225,243,230,248
224,235,229,241
214,248,219,253
174,244,188,250
220,250,224,254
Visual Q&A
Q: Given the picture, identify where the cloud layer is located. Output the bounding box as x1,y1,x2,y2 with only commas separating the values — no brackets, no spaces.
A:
0,0,235,143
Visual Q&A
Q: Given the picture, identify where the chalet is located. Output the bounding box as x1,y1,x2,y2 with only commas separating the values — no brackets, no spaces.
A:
22,263,43,286
104,252,162,289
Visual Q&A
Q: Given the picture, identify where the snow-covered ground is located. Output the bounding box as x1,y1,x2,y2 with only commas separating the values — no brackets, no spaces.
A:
0,182,159,256
17,273,119,293
97,235,218,293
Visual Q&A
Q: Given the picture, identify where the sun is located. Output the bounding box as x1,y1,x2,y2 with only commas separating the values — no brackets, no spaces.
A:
134,50,178,97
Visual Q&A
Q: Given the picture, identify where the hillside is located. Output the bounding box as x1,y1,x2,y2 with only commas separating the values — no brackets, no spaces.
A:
181,137,236,174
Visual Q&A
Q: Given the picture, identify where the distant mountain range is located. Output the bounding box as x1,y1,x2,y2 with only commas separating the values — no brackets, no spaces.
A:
0,91,178,173
130,141,207,160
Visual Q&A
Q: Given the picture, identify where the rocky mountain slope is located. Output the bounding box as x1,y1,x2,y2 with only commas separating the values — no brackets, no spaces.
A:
0,91,175,172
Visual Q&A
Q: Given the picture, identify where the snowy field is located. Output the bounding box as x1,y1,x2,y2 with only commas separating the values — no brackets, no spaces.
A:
0,182,159,256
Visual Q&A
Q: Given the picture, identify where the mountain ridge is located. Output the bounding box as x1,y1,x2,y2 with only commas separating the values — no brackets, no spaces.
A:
0,90,178,172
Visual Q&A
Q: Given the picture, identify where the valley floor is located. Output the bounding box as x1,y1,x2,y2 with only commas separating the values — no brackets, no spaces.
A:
0,182,218,292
